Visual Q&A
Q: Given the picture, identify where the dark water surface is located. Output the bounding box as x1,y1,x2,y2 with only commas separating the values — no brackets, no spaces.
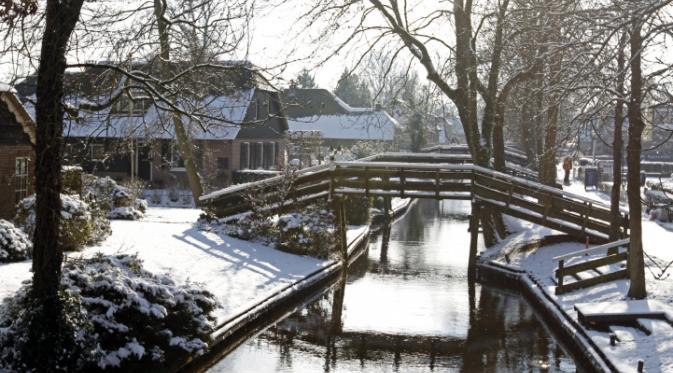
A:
210,200,577,372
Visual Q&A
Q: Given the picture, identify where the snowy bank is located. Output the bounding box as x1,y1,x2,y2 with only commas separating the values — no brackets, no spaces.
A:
0,207,368,328
479,218,673,372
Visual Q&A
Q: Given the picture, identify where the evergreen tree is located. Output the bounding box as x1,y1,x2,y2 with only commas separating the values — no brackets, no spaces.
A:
334,68,372,107
296,68,316,88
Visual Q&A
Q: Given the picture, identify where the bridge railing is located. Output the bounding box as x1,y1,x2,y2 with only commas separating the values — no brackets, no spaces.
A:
553,238,630,295
199,156,627,241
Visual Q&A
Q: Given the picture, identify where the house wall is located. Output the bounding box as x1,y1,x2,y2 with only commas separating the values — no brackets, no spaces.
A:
0,146,34,219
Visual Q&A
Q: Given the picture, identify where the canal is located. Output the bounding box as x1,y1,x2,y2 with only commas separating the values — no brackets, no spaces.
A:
210,199,578,372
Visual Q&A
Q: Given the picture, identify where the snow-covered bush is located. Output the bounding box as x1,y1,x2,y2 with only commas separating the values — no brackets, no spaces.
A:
208,201,338,259
15,194,110,251
277,204,337,258
62,165,84,195
0,219,32,262
82,174,118,204
0,254,217,372
344,195,372,225
82,175,146,220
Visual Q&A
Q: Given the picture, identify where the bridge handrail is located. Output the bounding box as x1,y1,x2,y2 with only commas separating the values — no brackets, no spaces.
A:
333,161,611,210
470,164,610,209
552,238,630,261
200,163,333,202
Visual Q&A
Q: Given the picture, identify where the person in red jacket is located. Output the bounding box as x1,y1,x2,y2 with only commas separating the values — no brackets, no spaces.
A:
562,157,573,185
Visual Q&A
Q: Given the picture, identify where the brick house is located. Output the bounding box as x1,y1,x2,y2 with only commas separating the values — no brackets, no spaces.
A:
0,85,35,219
16,62,287,191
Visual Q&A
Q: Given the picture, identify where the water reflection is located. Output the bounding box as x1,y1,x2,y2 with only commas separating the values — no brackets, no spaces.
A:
212,200,576,372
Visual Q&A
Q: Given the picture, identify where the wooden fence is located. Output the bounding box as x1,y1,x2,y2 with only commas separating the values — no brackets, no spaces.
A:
553,238,630,295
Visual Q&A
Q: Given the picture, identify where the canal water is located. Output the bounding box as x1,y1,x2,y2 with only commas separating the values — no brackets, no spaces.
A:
211,199,577,372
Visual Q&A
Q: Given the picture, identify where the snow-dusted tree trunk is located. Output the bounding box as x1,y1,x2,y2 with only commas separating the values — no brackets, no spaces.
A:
29,0,85,367
153,0,203,203
610,34,627,241
626,19,646,299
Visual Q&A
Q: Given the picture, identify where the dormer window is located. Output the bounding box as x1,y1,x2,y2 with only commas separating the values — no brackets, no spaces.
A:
111,92,147,116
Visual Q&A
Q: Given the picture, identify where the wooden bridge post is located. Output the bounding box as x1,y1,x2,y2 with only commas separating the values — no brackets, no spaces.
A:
468,201,480,282
333,196,348,261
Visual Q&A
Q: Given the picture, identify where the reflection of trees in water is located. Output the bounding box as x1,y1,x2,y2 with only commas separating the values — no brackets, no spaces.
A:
255,278,572,372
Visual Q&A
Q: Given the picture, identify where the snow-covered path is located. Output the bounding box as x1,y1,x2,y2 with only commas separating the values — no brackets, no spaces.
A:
0,208,365,325
562,174,673,262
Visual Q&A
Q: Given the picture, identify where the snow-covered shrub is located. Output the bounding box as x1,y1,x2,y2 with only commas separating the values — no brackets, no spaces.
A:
344,195,372,225
82,174,118,204
277,204,336,258
0,254,217,372
208,201,338,259
62,165,84,195
15,194,110,251
0,219,32,262
82,175,146,220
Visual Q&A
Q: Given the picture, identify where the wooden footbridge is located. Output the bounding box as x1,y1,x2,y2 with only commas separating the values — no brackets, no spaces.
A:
200,152,628,244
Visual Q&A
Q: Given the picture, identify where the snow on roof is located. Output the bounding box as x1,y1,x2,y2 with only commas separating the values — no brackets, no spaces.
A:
332,94,370,113
23,89,254,141
0,83,17,93
288,111,398,141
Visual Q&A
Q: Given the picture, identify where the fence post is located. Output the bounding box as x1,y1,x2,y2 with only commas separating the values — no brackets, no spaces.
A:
468,201,480,282
556,259,565,294
333,196,348,261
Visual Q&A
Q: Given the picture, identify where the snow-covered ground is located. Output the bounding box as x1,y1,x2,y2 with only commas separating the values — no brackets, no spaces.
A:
562,171,673,262
476,164,673,371
483,232,673,372
0,207,366,325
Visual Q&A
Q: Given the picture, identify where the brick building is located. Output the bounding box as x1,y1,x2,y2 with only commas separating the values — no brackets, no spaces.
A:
0,85,35,219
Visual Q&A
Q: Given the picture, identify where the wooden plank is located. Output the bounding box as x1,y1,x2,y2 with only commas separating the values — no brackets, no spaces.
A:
336,179,471,193
473,173,613,222
553,238,630,261
473,184,611,235
556,269,629,295
480,198,608,242
557,252,628,278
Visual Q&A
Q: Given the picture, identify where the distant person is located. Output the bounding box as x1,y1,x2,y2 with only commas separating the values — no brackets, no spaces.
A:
562,156,573,185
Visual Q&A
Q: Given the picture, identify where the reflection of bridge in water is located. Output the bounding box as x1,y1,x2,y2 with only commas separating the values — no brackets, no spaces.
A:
201,152,629,245
211,199,578,372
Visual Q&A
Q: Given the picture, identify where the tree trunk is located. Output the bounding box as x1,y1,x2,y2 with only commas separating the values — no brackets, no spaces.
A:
29,0,85,367
154,0,203,203
610,34,627,241
626,21,646,299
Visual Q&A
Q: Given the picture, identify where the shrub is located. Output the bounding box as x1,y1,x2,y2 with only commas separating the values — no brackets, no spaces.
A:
210,201,338,259
277,204,336,258
344,195,372,225
15,194,110,251
82,175,146,220
0,219,32,262
62,166,84,195
0,254,217,372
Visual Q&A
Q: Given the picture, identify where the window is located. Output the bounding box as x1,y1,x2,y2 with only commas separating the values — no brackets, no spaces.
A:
111,93,147,116
240,142,250,169
217,157,229,170
256,99,261,120
267,99,273,115
90,143,105,161
250,142,263,169
249,100,258,121
15,157,30,203
263,142,276,169
170,144,185,170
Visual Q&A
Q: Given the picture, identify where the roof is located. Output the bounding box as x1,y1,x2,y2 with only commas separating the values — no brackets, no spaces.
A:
288,112,397,141
282,88,398,141
0,84,36,144
15,61,284,141
23,92,248,140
